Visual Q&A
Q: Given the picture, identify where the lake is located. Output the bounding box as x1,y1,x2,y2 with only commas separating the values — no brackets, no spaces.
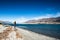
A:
10,24,60,39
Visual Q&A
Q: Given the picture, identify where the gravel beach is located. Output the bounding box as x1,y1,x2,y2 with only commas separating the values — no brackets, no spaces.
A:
0,25,60,40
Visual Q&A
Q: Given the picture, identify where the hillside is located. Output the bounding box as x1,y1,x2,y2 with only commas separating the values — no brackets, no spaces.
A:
25,17,60,24
0,20,12,24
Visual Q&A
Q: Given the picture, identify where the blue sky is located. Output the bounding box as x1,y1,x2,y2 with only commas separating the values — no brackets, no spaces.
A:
0,0,60,23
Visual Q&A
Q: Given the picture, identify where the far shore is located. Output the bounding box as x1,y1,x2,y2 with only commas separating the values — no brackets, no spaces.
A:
23,22,60,24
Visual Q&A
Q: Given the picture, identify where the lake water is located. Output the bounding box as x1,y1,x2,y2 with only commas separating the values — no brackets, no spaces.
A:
10,24,60,39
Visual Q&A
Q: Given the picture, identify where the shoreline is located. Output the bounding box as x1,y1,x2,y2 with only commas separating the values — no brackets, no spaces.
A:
0,24,60,40
0,25,23,40
20,23,60,24
16,27,60,40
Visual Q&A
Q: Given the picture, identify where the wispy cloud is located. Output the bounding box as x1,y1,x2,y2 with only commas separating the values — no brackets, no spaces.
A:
33,14,53,20
0,17,28,23
13,17,29,23
55,12,60,17
10,12,60,23
0,12,60,23
34,13,60,20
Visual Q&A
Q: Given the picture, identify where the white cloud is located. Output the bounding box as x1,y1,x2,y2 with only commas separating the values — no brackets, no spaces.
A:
0,17,29,23
9,13,60,23
0,12,60,23
8,17,34,23
16,14,58,23
13,17,29,23
33,13,60,20
32,14,53,20
55,12,60,17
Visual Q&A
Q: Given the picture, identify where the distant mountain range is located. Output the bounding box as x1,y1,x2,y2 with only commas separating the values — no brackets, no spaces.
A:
0,17,60,24
0,20,12,24
25,17,60,24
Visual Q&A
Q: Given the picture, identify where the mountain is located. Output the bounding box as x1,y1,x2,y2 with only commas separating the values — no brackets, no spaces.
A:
0,20,12,24
25,17,60,24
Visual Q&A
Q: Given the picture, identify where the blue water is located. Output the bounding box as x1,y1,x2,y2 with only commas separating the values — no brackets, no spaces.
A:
10,24,60,39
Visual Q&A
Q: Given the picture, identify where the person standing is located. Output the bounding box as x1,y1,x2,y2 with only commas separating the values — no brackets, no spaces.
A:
14,21,16,30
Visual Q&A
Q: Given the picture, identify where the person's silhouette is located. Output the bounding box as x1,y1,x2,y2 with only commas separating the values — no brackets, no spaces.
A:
14,21,16,30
